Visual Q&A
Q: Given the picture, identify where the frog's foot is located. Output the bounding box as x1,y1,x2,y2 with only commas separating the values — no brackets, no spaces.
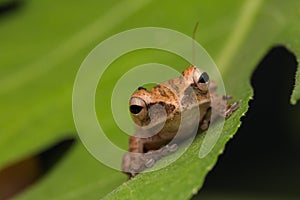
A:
122,144,178,177
144,143,178,166
122,152,146,177
144,144,178,168
225,101,239,118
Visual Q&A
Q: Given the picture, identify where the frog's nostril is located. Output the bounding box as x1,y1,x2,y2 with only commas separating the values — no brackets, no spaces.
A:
130,105,143,114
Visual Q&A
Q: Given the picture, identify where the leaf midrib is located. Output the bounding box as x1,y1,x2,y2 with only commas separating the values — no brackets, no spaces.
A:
216,0,264,73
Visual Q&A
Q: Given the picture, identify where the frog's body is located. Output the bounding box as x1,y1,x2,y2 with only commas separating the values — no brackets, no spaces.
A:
122,66,238,177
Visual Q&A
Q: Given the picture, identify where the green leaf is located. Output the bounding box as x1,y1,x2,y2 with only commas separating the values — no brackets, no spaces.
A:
0,0,299,199
0,0,152,169
0,0,12,6
292,69,300,104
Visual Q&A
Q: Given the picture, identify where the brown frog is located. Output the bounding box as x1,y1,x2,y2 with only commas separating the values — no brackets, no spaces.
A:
122,66,238,177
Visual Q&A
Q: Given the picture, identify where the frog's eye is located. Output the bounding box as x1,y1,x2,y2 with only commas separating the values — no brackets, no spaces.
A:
129,97,147,115
130,105,143,114
198,72,209,84
193,68,210,92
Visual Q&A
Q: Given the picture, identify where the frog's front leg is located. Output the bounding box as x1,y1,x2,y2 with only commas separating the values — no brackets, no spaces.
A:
211,94,239,121
200,95,238,132
122,135,178,177
122,136,145,176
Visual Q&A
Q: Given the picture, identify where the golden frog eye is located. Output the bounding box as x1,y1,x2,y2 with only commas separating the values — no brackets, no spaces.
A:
193,67,210,92
129,97,147,115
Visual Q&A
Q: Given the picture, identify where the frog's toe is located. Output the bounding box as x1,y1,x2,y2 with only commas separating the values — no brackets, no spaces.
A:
168,143,178,152
144,158,155,168
225,101,239,118
161,143,178,156
222,95,233,100
200,119,210,130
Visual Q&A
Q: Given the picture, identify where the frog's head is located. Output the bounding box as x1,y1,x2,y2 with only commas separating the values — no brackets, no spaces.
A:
128,66,210,130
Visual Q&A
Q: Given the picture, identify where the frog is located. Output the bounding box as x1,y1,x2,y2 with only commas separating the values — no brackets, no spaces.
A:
122,66,238,177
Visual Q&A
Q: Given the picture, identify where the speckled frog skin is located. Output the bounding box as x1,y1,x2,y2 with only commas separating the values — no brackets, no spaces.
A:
122,66,238,177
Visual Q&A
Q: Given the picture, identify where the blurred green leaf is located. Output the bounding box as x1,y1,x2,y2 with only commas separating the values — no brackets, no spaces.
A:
0,0,299,199
0,0,12,6
17,143,127,200
0,0,152,169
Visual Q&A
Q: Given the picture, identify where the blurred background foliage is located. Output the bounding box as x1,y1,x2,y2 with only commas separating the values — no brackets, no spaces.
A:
0,0,299,199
